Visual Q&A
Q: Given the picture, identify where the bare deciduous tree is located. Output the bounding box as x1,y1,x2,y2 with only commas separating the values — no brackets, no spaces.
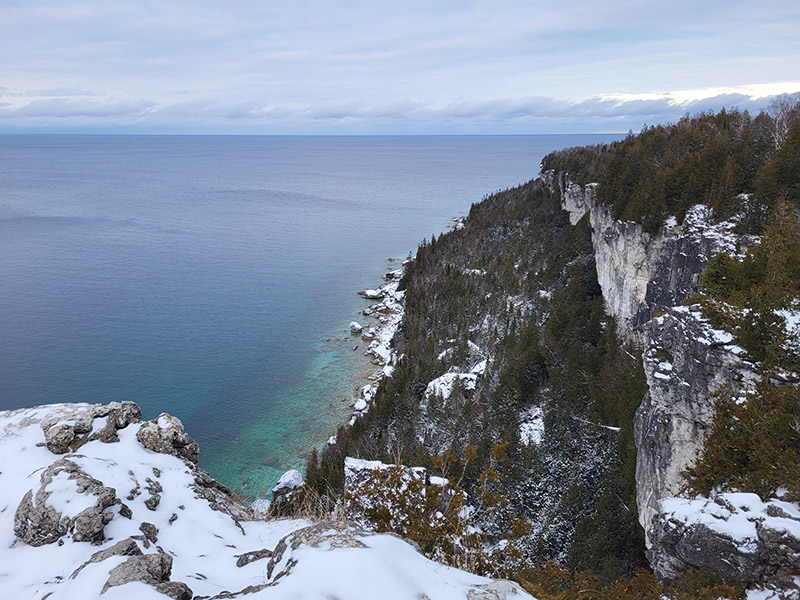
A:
767,92,800,147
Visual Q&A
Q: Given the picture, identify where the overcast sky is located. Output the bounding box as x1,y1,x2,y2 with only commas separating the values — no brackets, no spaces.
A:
1,0,798,134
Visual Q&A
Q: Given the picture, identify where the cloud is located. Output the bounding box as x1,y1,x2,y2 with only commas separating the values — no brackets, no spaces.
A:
1,87,795,134
8,97,155,119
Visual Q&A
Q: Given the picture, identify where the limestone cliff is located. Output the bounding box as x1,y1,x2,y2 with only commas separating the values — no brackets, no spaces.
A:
549,170,800,592
635,306,759,541
545,170,754,338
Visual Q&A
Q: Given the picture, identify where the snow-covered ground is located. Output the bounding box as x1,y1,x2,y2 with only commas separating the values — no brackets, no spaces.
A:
0,402,533,600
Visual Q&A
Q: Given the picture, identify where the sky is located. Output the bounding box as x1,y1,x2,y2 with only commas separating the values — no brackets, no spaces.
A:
1,0,799,134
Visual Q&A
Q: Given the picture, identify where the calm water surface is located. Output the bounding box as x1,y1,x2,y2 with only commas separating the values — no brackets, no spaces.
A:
0,134,620,495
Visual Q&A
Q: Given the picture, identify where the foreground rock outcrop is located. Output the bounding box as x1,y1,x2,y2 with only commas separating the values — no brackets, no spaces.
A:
0,401,535,600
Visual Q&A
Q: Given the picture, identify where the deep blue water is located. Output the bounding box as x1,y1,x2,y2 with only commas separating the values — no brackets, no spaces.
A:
0,134,620,496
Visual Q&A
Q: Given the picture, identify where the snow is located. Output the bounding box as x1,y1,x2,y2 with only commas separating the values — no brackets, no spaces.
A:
0,404,532,600
423,372,478,403
250,498,271,516
471,360,488,375
257,532,496,600
437,347,455,361
467,340,483,355
350,271,406,422
681,204,757,260
272,469,304,494
519,406,544,446
777,304,800,359
660,492,800,555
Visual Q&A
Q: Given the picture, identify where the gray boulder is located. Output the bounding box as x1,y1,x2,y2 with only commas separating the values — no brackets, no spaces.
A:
41,401,142,454
266,523,367,583
101,550,173,593
649,493,800,592
467,580,531,600
137,413,200,464
71,537,143,579
154,581,194,600
14,457,120,546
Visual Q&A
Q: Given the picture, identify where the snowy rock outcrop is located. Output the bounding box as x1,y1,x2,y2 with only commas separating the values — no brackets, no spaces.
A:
634,305,760,543
136,413,200,464
648,493,800,592
40,401,142,454
14,457,121,547
1,402,531,600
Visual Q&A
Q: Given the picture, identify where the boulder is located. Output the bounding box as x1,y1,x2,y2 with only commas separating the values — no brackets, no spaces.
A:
137,413,199,464
358,288,385,300
272,469,304,495
467,580,531,600
648,493,800,592
235,548,273,567
71,537,142,579
154,581,194,600
101,550,173,593
40,401,142,454
349,321,363,334
266,523,367,583
14,457,120,546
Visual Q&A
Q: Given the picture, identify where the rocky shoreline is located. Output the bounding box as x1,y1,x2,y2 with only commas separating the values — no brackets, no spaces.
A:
263,257,409,498
346,258,408,425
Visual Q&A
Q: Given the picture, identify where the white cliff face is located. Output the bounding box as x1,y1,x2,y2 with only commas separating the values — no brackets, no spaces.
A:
548,170,777,570
591,204,753,339
544,170,598,226
634,306,760,544
589,204,662,336
547,170,754,340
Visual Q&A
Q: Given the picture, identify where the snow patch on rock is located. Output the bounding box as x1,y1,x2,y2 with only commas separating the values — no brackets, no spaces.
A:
519,406,544,446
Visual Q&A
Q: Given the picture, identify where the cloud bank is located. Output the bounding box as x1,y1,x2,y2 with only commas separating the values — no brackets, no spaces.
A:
0,87,796,134
1,1,798,133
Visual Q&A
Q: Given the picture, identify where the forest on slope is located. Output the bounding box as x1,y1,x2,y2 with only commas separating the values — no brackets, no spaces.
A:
292,97,800,599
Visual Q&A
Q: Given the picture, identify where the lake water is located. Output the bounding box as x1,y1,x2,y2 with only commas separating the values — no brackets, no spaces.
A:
0,134,620,496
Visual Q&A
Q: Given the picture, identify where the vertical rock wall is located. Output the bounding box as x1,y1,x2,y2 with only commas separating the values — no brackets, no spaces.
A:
635,306,760,543
546,170,757,544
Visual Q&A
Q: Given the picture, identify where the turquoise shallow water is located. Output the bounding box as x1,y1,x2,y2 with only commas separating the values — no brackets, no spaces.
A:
0,134,621,495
